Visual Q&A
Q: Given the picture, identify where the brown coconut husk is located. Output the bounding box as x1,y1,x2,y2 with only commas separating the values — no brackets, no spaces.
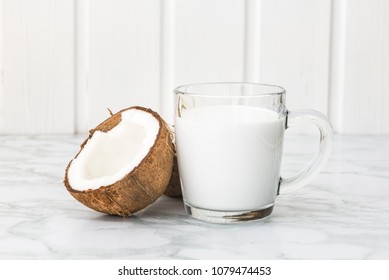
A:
164,154,182,197
64,106,174,217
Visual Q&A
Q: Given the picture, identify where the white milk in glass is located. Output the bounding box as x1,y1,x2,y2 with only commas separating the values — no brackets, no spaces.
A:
175,105,285,211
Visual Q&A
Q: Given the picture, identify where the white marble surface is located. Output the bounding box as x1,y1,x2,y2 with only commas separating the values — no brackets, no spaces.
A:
0,134,388,260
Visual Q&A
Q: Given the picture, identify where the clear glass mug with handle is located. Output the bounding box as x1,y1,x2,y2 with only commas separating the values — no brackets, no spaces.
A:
174,82,333,223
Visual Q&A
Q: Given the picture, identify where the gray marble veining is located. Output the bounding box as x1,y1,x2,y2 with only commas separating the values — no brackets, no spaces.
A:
0,135,388,259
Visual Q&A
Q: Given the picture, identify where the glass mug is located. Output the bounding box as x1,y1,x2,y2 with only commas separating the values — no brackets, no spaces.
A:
174,82,333,223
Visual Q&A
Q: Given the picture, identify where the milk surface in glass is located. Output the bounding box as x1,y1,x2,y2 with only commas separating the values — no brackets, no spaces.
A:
175,105,285,211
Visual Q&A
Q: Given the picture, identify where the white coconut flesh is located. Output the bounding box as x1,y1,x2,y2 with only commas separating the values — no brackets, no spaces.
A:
68,109,160,191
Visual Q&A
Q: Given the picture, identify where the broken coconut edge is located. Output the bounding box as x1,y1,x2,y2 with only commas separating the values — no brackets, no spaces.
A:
63,106,175,217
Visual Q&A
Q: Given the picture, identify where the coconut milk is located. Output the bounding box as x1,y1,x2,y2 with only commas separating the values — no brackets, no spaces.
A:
175,105,285,211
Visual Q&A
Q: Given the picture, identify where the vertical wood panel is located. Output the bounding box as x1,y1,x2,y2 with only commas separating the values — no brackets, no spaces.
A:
159,0,245,124
248,0,331,114
75,0,90,134
330,0,389,134
329,0,347,134
80,0,161,131
160,0,175,124
244,0,262,82
0,0,4,130
0,0,74,134
173,0,246,88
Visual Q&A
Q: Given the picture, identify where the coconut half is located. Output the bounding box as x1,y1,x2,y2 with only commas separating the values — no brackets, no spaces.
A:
64,106,174,216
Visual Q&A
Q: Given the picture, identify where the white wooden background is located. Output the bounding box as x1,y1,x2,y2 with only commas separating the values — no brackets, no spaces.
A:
0,0,388,135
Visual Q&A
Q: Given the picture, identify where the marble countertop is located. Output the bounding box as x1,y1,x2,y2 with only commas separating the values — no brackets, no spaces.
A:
0,134,388,260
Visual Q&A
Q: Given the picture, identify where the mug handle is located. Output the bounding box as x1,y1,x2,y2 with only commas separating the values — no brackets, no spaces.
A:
279,110,334,194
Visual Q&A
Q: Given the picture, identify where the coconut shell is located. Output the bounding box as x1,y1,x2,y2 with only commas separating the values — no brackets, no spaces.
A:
64,106,174,217
164,154,182,197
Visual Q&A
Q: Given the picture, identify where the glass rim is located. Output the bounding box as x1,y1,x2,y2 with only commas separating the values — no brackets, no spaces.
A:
174,82,286,97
